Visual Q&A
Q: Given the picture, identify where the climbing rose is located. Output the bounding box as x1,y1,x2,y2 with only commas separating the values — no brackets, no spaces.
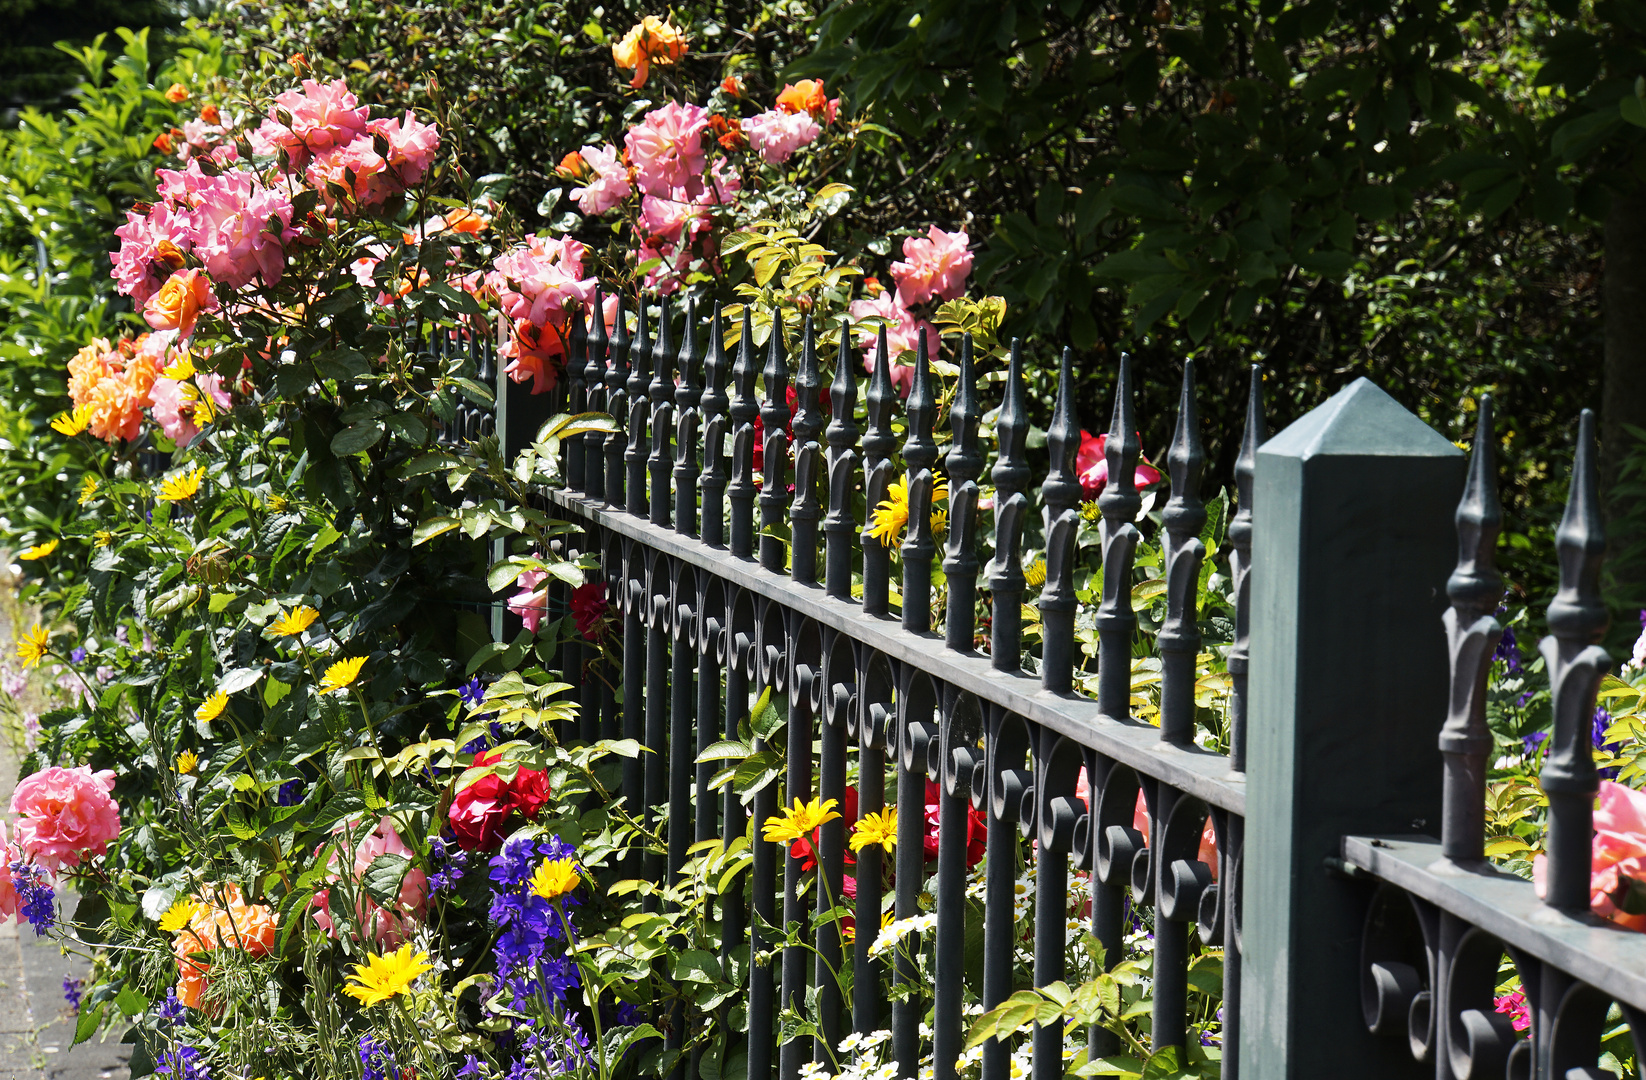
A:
1535,780,1646,931
571,583,609,641
488,234,596,393
111,201,191,303
611,16,688,89
508,569,549,633
143,269,217,338
573,143,632,215
10,766,120,871
250,77,369,171
848,292,935,396
775,79,839,124
625,103,709,199
311,817,430,949
890,226,973,309
743,108,820,164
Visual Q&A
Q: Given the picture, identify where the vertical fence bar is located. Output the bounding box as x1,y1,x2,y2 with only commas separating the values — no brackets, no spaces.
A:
1030,727,1066,1080
813,645,848,1062
605,294,630,509
986,341,1029,671
980,712,1027,1080
861,330,896,617
566,306,587,491
1040,348,1082,695
824,329,860,601
721,597,752,983
748,616,780,1080
791,319,824,586
627,301,652,517
1157,360,1206,746
701,305,731,549
621,540,645,844
729,312,759,560
892,679,933,1078
932,692,978,1080
1095,354,1141,715
760,327,791,574
1243,378,1461,1078
650,297,675,528
585,286,608,501
779,631,814,1080
1227,365,1262,773
696,584,721,845
1539,409,1611,913
901,336,938,634
644,556,669,901
674,299,702,538
944,336,982,652
854,668,891,1036
668,569,696,879
1440,395,1504,865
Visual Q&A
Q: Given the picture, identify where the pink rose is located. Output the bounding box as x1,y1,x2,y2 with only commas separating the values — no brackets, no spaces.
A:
742,108,820,165
849,293,936,397
573,143,632,215
890,226,972,309
0,823,21,922
251,78,369,172
488,235,597,393
184,167,298,289
150,372,231,445
624,103,709,199
111,201,192,303
10,766,120,871
310,816,429,950
508,569,549,633
368,111,440,188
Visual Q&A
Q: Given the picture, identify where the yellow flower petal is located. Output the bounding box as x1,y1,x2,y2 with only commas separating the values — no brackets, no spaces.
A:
342,944,434,1007
196,691,228,723
175,750,199,775
19,539,58,560
269,606,320,636
158,898,204,933
49,404,94,436
849,807,898,853
79,476,98,506
762,796,841,845
158,465,205,502
321,656,367,692
16,624,48,668
529,857,581,900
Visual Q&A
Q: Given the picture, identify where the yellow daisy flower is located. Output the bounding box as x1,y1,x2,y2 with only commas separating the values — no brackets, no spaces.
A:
92,530,114,548
158,466,205,502
1023,559,1047,587
762,796,841,845
196,691,228,724
342,944,434,1007
849,807,898,853
175,750,199,775
19,539,58,560
194,390,217,425
269,606,319,636
529,858,581,900
321,656,367,692
16,624,48,668
79,476,98,505
866,477,949,547
161,354,196,381
49,405,94,436
158,898,204,933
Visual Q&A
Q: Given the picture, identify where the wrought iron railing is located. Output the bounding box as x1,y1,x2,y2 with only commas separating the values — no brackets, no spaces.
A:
438,292,1636,1080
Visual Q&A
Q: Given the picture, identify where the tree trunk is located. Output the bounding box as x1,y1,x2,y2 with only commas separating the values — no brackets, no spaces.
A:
1602,189,1646,610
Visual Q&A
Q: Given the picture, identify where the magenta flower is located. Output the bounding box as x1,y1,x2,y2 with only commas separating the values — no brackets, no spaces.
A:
1493,989,1531,1032
1075,430,1163,500
509,569,549,634
890,226,973,309
573,143,632,215
743,108,820,165
624,103,709,199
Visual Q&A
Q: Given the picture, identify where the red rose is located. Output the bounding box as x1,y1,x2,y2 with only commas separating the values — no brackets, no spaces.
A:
924,779,986,868
571,583,609,642
448,750,553,852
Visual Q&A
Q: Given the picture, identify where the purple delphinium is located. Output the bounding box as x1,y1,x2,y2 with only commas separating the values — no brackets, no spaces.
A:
458,1055,484,1078
11,862,54,935
358,1034,396,1080
157,989,186,1024
155,1044,211,1079
1595,707,1620,781
69,647,87,665
603,999,644,1028
459,676,487,709
1523,731,1549,757
276,779,304,806
459,677,502,753
429,835,469,894
62,976,83,1014
1493,625,1522,673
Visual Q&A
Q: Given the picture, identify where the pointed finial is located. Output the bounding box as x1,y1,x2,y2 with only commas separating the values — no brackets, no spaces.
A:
653,294,674,392
1548,410,1608,642
1043,347,1082,511
1098,352,1141,520
1448,396,1503,619
676,296,701,408
864,325,896,458
1163,359,1206,536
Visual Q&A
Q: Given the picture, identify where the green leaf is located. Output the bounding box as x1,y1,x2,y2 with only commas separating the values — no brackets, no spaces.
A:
362,853,410,907
331,420,385,456
413,516,461,545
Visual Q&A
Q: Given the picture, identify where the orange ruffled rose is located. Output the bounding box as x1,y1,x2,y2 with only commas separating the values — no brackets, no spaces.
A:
612,16,688,89
172,884,278,1010
144,268,216,338
776,79,838,124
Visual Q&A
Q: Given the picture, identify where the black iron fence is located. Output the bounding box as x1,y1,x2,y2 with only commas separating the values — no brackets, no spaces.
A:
443,292,1640,1080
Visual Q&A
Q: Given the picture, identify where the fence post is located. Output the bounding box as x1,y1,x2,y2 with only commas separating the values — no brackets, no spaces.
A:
1241,378,1464,1078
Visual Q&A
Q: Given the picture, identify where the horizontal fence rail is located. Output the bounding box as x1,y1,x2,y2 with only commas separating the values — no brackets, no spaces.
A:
428,292,1636,1080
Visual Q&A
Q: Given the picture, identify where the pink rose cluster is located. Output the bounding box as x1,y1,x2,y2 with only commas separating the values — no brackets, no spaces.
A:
112,78,439,334
65,331,233,446
0,766,123,925
555,81,840,295
487,234,618,395
847,226,973,394
310,816,430,949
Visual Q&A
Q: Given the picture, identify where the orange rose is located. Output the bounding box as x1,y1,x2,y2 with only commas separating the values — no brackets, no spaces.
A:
442,208,487,235
199,103,220,125
164,83,189,103
152,130,175,154
612,16,688,89
144,269,216,338
721,75,742,97
555,150,588,180
776,79,837,123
